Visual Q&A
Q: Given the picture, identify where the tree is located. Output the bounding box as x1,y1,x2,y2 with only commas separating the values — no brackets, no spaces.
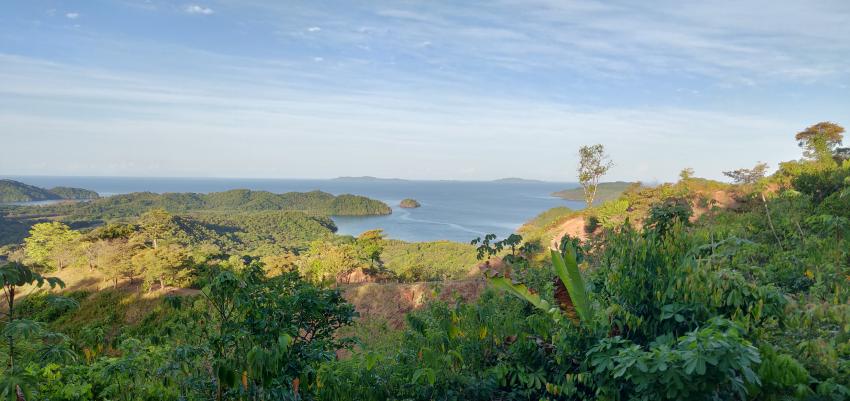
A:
679,167,695,181
23,222,81,271
834,147,850,163
131,245,190,291
261,251,299,276
723,162,781,246
645,198,693,236
136,209,176,249
194,264,355,400
723,162,769,185
577,144,614,207
356,229,385,269
795,122,845,162
79,241,97,272
93,240,136,288
301,241,367,284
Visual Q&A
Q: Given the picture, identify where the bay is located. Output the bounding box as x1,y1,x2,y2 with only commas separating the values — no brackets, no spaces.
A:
3,176,584,243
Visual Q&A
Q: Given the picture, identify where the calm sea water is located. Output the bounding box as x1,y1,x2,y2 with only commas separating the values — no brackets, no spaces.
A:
3,176,583,243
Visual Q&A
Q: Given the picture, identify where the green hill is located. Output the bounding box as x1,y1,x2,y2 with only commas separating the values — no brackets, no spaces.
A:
47,186,100,200
0,179,99,202
7,189,390,221
552,181,637,203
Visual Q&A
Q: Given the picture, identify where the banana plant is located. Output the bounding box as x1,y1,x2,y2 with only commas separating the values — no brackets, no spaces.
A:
488,247,593,327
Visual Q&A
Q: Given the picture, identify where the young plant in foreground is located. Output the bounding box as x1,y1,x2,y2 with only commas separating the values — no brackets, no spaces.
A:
1,262,77,401
489,246,592,326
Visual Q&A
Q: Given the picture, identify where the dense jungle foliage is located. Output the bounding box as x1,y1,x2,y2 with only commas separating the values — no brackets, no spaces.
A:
4,189,390,220
0,190,391,247
1,122,849,400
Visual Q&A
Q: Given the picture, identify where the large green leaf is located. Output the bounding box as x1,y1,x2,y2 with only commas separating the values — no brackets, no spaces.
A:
489,277,563,324
551,248,593,324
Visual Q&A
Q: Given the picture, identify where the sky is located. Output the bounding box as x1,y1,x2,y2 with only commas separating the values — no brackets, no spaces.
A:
1,1,849,181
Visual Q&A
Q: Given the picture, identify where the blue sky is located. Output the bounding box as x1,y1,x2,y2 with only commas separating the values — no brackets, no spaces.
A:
1,0,849,181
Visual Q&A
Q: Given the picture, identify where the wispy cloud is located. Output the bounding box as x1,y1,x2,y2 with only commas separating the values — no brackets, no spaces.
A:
65,12,80,19
1,1,848,179
184,4,214,15
0,53,805,180
244,0,850,85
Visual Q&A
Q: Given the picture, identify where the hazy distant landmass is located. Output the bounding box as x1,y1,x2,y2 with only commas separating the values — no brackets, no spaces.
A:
0,179,99,203
333,176,409,182
552,181,637,203
335,176,552,184
492,177,549,184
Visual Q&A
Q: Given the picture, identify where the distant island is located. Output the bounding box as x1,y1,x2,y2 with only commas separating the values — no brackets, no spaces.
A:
333,176,409,183
0,179,100,203
552,181,637,203
399,198,421,208
491,177,548,184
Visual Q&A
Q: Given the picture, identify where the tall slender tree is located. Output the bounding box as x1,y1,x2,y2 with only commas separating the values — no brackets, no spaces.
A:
577,144,614,207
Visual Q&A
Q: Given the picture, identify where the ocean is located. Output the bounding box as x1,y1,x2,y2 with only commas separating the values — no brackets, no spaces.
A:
3,176,584,243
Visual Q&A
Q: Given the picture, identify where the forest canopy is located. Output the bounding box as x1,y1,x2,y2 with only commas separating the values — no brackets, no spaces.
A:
0,179,99,203
19,189,392,220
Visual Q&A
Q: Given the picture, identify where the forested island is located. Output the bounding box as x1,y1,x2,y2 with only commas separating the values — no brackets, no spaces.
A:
399,198,421,208
0,189,391,247
1,122,849,400
0,179,99,202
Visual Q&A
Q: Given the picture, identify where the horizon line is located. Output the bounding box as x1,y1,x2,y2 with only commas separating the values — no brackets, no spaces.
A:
2,174,595,184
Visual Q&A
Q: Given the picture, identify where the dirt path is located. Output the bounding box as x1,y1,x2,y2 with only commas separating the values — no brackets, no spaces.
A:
549,216,587,249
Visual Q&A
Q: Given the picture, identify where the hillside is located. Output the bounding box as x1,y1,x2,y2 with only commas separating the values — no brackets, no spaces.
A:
0,189,389,247
551,181,636,203
6,189,390,221
4,124,850,400
47,186,100,200
0,179,99,202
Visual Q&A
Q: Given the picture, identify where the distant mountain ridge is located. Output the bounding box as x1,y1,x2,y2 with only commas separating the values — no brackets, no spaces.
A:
491,177,549,184
0,179,100,203
332,176,409,182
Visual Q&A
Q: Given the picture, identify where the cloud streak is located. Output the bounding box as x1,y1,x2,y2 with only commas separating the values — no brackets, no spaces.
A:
184,4,214,15
0,1,847,179
248,0,850,84
0,53,804,180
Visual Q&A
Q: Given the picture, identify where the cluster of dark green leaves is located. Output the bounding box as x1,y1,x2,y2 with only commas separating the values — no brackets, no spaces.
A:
4,259,356,401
